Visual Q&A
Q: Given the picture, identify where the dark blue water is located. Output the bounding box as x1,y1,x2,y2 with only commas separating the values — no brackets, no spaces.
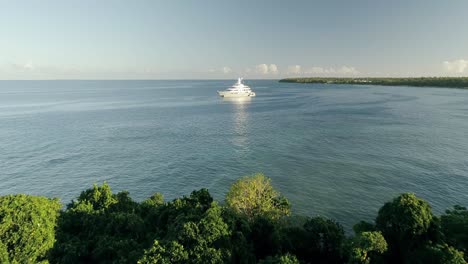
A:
1,80,467,229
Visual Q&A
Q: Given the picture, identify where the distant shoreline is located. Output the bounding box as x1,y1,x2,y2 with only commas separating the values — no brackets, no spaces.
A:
279,77,468,88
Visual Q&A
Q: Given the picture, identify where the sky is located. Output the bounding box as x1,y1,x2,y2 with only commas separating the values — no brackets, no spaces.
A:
1,0,468,79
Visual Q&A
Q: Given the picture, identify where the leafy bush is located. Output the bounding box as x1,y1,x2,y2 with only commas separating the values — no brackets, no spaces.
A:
0,175,467,264
0,194,61,263
226,173,290,221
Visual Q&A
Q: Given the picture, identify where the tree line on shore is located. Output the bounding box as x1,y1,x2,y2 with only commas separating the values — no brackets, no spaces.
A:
279,77,468,88
0,173,467,263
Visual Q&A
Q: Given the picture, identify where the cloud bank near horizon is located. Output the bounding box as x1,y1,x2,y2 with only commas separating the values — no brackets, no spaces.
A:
2,59,468,79
443,59,468,75
206,63,361,78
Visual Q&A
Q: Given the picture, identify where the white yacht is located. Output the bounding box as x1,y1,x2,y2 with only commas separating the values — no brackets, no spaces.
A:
218,78,256,98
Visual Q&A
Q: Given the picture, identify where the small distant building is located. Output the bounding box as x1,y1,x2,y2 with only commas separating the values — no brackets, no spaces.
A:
353,79,371,83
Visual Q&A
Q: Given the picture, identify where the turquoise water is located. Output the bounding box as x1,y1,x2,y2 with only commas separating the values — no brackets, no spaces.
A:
1,80,467,228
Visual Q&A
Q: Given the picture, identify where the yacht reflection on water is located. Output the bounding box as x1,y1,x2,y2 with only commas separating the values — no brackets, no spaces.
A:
222,97,251,152
222,96,252,104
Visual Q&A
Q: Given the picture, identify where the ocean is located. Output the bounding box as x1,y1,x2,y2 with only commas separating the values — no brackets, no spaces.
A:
1,80,467,229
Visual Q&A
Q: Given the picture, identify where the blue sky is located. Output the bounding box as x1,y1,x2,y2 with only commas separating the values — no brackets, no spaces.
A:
1,0,467,79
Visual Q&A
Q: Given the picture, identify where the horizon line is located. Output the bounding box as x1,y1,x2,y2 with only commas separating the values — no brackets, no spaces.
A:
0,76,467,81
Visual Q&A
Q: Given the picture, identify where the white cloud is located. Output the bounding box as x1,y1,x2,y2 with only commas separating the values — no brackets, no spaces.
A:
0,61,91,79
10,61,35,71
443,59,467,74
222,66,232,74
255,64,278,75
269,64,278,74
337,66,359,75
207,66,232,74
303,65,359,76
255,64,269,74
306,66,324,74
23,61,34,70
287,65,302,75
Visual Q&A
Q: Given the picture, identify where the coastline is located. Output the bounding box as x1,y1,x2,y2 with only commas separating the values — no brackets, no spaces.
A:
279,77,468,88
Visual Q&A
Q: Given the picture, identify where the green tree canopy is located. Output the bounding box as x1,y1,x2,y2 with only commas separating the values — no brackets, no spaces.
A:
441,205,468,258
225,173,290,221
51,183,147,263
74,182,117,211
250,216,282,260
353,221,376,235
139,200,231,264
375,193,433,262
138,240,188,264
258,253,300,264
409,244,467,264
1,179,466,264
349,231,387,264
0,194,61,263
303,216,345,263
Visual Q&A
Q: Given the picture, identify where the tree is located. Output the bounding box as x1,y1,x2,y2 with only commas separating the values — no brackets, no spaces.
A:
51,183,146,263
441,205,468,258
277,216,346,263
225,173,290,221
259,253,300,264
349,231,387,264
353,221,376,234
303,216,345,263
139,201,231,264
250,216,282,260
375,193,433,262
138,240,188,264
409,244,466,264
179,203,231,262
0,194,61,263
279,225,310,262
0,241,8,264
221,207,256,263
142,193,164,208
75,182,117,210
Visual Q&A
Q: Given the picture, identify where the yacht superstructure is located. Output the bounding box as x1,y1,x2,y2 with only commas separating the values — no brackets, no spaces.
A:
218,78,256,97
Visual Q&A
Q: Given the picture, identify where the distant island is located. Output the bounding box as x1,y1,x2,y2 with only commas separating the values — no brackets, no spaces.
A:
279,77,468,88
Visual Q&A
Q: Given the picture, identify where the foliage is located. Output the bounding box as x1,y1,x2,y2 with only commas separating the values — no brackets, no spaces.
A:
0,194,61,263
0,176,467,264
353,221,376,234
258,253,300,264
0,241,8,264
409,244,467,264
303,216,346,263
279,77,468,88
280,216,347,263
226,173,290,220
75,182,117,210
349,231,387,264
375,193,433,261
221,207,256,263
138,240,188,264
139,197,231,263
51,182,148,263
141,192,164,208
250,216,282,260
279,225,310,262
441,205,468,258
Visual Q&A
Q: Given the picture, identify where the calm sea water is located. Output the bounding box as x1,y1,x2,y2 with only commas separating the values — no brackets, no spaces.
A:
1,80,467,229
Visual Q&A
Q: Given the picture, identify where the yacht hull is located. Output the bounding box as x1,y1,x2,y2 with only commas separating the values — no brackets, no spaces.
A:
218,91,255,98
